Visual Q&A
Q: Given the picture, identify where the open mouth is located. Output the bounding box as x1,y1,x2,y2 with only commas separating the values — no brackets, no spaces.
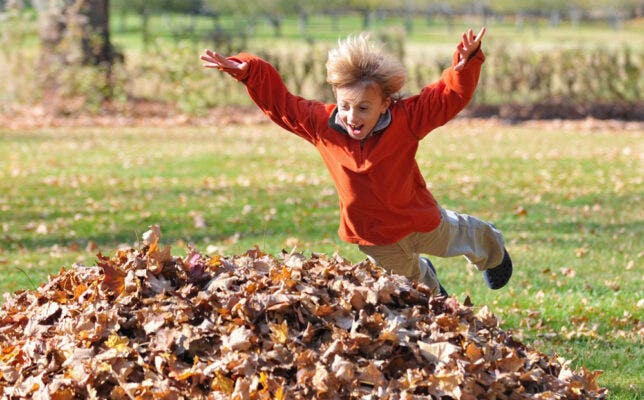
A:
348,124,364,135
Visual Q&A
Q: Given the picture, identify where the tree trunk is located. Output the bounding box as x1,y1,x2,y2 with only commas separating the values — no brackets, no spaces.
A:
269,15,282,37
298,12,308,35
81,0,115,66
360,9,371,30
36,0,115,66
141,9,150,50
34,0,118,105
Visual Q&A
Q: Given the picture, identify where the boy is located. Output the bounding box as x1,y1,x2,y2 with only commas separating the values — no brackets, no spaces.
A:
200,27,512,296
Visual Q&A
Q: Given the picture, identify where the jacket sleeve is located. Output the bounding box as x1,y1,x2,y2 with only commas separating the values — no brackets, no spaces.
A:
229,52,327,144
403,48,485,139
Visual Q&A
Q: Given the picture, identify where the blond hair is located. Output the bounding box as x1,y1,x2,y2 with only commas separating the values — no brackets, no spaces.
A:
326,33,406,98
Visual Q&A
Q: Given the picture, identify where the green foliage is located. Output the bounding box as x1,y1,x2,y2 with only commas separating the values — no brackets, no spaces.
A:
110,35,642,115
0,7,39,109
0,3,128,114
474,44,643,105
256,41,332,102
125,40,251,113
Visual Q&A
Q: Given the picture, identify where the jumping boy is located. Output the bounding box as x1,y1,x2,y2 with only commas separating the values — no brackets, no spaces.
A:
200,27,512,296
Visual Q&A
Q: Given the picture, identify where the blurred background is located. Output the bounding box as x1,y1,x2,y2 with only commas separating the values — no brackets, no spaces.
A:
0,0,642,121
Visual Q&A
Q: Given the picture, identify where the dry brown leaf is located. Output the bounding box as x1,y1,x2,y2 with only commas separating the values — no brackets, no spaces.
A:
418,341,460,366
142,225,161,246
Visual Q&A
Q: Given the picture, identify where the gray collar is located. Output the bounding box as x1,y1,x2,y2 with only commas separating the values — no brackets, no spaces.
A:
333,109,392,139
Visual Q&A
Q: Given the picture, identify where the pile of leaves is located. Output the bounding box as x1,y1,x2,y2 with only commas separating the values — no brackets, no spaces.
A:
0,227,606,399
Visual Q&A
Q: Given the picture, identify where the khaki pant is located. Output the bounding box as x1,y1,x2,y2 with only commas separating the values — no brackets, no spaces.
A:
358,208,505,293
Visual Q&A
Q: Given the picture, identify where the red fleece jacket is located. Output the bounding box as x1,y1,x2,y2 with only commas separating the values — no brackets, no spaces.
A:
230,49,485,246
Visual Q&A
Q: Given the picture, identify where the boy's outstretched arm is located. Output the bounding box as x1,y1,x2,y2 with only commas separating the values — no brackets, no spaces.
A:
200,49,248,79
454,27,486,71
200,49,326,143
404,27,486,136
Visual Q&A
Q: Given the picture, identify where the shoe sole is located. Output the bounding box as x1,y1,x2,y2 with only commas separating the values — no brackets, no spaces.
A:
483,250,513,290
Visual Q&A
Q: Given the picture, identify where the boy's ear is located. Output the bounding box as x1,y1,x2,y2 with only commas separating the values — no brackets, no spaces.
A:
382,96,392,111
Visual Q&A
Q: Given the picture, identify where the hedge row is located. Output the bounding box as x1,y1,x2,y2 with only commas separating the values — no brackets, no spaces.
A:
1,37,641,120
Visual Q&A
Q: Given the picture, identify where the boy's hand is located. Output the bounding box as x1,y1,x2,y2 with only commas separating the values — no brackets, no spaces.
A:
454,27,486,71
200,49,248,78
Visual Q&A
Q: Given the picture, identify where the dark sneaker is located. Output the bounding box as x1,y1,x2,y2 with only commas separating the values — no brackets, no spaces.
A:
421,257,449,297
483,249,513,289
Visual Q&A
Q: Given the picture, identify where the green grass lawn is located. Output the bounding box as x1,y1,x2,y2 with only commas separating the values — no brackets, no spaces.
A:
0,120,642,398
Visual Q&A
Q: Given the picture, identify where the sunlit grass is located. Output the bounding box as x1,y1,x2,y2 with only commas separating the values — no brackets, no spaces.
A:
1,120,642,397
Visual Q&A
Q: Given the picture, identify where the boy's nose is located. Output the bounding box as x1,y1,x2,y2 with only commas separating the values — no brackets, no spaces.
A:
347,109,358,122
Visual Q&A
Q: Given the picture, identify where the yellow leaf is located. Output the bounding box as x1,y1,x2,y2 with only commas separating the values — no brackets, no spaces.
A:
97,362,112,373
0,345,20,362
269,320,289,344
174,369,196,381
212,371,235,394
208,255,222,267
274,385,285,400
378,330,398,342
105,333,129,352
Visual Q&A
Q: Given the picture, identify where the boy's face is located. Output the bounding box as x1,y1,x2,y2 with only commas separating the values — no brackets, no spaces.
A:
335,83,391,141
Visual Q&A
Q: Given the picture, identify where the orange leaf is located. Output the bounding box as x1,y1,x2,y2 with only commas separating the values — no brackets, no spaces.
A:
465,342,484,362
50,387,75,400
495,349,525,372
99,260,126,295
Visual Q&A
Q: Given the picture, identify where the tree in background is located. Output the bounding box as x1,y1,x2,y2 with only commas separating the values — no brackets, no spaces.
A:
79,0,115,65
33,0,115,66
32,0,120,105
